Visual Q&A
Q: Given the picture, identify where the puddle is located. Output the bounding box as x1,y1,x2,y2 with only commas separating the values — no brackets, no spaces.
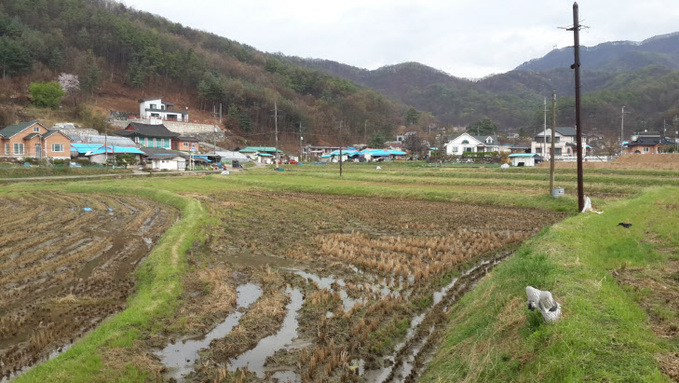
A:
157,283,262,382
228,287,304,378
367,255,509,383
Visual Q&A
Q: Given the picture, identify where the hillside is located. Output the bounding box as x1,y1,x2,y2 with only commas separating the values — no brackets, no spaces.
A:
0,0,420,151
290,33,679,138
3,0,679,147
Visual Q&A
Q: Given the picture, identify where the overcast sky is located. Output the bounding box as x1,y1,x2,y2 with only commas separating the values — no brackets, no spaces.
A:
122,0,679,79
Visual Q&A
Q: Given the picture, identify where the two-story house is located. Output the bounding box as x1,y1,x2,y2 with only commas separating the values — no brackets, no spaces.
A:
114,122,180,149
531,127,587,158
0,121,71,159
443,132,501,156
139,97,189,122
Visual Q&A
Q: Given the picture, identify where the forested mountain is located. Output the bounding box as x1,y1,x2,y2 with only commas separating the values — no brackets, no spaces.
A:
0,0,412,149
2,0,679,147
292,34,679,138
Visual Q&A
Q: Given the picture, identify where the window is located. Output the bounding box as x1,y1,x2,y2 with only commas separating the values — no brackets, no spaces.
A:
13,143,24,155
164,139,170,149
452,146,458,153
536,148,542,154
643,147,649,153
183,142,189,147
4,143,8,154
465,147,473,152
461,140,469,144
555,137,561,143
51,144,64,152
150,103,157,109
555,148,562,155
33,126,40,132
143,137,148,146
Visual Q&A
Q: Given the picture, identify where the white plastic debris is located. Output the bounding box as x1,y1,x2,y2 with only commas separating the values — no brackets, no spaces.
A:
526,286,561,323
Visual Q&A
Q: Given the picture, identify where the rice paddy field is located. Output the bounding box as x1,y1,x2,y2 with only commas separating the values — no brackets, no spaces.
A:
1,160,679,382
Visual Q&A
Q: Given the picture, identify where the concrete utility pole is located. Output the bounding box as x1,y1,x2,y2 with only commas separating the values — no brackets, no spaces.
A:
339,120,343,177
550,91,556,193
299,122,303,162
274,102,279,169
543,97,547,159
620,106,626,154
570,2,585,212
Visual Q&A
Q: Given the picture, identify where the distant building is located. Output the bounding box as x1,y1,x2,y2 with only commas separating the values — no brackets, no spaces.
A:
443,133,501,156
115,122,180,149
139,97,189,122
0,121,71,160
531,127,587,158
623,131,671,154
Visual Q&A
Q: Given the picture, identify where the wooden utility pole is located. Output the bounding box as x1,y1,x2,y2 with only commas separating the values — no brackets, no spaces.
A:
570,2,585,212
550,91,556,192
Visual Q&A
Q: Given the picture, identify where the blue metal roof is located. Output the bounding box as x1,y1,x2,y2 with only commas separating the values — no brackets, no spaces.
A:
387,149,407,155
71,143,105,153
361,149,391,157
85,146,145,156
509,153,540,157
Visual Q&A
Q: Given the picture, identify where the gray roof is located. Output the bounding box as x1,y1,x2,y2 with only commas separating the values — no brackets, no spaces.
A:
472,135,500,145
139,147,189,160
115,123,180,139
555,127,577,136
0,121,41,138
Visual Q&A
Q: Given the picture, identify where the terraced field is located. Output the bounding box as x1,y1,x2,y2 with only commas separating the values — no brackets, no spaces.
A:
0,193,175,379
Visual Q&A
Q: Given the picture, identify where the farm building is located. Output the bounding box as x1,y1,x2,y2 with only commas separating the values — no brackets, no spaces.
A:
84,146,146,165
0,121,71,160
139,147,188,171
508,153,543,167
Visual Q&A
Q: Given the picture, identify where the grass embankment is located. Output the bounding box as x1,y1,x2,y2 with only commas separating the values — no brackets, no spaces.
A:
422,186,679,382
10,182,205,382
0,164,132,178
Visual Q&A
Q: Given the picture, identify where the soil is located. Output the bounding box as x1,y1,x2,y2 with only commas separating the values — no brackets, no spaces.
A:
0,193,176,380
537,154,679,170
151,190,567,382
612,255,679,381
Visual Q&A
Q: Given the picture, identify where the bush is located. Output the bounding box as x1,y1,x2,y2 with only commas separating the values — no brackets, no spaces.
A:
29,81,65,109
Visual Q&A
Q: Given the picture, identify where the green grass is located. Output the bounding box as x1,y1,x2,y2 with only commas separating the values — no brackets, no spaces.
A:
421,186,679,382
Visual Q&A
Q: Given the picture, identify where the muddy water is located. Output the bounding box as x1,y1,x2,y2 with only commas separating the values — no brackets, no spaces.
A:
227,287,304,379
157,283,262,381
366,254,509,383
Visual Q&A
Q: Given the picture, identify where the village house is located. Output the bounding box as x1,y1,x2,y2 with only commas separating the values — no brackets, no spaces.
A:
139,97,189,122
443,133,502,156
508,153,543,167
239,146,284,164
138,147,188,171
174,136,200,152
0,121,71,160
114,122,180,149
531,127,587,158
622,131,670,154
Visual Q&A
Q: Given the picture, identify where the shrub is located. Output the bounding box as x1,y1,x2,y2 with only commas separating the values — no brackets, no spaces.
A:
29,81,65,109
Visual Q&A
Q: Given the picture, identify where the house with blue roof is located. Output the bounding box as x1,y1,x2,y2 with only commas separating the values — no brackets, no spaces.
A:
239,146,284,164
83,145,146,165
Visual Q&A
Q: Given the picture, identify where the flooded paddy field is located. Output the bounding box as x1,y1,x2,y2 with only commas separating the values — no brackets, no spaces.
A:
0,193,176,380
149,191,567,382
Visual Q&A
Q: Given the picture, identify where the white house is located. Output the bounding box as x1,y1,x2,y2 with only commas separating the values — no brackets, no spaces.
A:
531,127,587,158
444,133,501,156
139,97,189,122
